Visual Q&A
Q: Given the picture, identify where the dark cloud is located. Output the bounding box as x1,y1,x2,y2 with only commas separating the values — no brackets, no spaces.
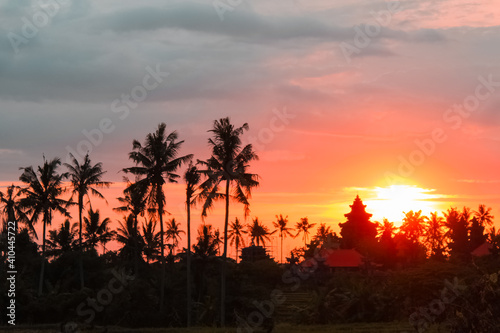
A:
93,3,352,41
0,0,498,186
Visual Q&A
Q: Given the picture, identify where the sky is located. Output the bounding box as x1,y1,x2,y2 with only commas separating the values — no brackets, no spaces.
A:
1,0,500,257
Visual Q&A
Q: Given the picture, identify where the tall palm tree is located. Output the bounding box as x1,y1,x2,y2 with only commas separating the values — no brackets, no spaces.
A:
166,218,185,254
46,219,78,259
184,162,199,327
295,217,316,246
248,218,274,247
19,156,70,295
474,204,494,227
141,218,161,263
83,208,115,254
123,123,192,310
273,214,294,263
424,212,445,258
400,210,426,244
0,184,28,234
64,153,110,289
228,217,247,263
197,117,259,326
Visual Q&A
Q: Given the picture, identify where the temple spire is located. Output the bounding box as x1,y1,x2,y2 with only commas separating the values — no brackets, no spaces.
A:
339,196,377,251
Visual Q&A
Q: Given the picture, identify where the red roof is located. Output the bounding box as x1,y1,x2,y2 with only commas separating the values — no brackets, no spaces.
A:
324,249,363,268
471,242,492,257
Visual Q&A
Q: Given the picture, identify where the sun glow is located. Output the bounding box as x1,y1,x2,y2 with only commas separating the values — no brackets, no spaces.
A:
364,185,440,226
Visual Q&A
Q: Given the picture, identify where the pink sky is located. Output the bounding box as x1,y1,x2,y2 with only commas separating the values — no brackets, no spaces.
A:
1,0,500,260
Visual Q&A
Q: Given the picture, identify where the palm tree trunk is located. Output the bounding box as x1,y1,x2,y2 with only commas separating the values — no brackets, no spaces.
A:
220,179,230,327
281,235,283,264
134,215,139,275
236,243,239,264
38,213,48,296
186,195,192,327
159,191,166,312
78,198,84,290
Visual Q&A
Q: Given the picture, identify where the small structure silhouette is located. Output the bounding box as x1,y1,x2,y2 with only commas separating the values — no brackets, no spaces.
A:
240,241,270,262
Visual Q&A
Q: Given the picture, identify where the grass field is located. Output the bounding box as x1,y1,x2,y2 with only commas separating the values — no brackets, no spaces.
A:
0,322,446,333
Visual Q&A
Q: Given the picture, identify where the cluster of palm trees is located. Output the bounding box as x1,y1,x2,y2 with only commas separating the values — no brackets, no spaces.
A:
226,215,317,263
4,154,110,296
376,205,499,259
0,117,263,327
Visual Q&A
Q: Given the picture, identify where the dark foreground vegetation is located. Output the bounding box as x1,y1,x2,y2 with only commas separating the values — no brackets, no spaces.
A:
2,237,500,332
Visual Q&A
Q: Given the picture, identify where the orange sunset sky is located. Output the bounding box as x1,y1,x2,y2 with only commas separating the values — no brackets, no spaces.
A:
1,0,500,257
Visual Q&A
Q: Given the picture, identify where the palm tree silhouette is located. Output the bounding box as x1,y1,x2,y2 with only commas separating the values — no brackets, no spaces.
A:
443,207,469,258
116,214,145,273
197,117,259,326
376,219,397,240
401,210,426,244
487,227,500,256
213,228,223,255
313,223,334,243
424,212,444,258
166,218,185,255
193,224,220,258
141,218,161,263
123,123,192,310
443,207,460,239
295,217,316,245
184,162,199,327
46,219,78,259
114,180,148,220
273,214,293,263
83,208,115,254
228,217,247,263
0,184,28,234
474,204,494,227
64,153,110,289
19,156,70,295
114,180,150,256
249,217,274,247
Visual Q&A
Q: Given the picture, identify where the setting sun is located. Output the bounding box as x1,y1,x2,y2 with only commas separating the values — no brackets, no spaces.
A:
364,185,441,225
